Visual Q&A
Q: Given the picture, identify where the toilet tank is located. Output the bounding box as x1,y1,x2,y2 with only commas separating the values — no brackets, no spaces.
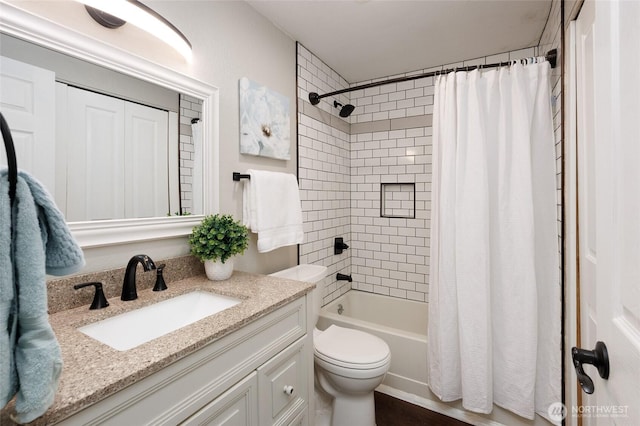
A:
269,264,327,324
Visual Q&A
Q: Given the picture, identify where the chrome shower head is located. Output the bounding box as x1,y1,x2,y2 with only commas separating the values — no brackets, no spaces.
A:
334,100,355,118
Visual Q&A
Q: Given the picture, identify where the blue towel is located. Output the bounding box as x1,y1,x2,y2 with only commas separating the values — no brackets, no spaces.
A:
1,169,84,423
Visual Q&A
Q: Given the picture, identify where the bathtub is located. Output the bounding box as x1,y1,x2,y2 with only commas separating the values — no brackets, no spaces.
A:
317,291,544,426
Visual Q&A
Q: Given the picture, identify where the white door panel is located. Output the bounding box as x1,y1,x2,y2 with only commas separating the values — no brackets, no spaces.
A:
593,0,640,420
576,2,598,422
124,101,169,218
573,0,640,424
66,86,125,221
64,86,172,221
0,56,56,195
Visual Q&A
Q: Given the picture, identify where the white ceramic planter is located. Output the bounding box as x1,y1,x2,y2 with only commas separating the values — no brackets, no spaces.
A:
204,258,234,281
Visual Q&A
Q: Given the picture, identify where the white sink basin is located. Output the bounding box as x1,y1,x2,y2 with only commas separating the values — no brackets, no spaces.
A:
78,291,241,351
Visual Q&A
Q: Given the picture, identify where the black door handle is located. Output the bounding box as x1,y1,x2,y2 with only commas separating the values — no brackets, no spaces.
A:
571,341,609,394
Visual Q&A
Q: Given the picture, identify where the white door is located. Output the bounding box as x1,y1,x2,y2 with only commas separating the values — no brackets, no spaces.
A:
124,101,169,218
66,86,126,221
65,86,172,221
575,1,598,423
0,56,56,195
574,0,640,424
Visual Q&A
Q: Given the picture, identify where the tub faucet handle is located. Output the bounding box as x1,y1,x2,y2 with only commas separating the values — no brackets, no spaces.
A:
334,237,349,255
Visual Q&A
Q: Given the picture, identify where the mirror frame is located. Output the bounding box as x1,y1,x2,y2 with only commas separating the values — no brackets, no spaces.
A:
0,3,219,248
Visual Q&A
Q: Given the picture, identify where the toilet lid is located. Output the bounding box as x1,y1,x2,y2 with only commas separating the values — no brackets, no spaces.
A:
314,325,390,368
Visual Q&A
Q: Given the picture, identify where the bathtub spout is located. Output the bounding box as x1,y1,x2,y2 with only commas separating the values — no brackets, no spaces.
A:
336,273,352,282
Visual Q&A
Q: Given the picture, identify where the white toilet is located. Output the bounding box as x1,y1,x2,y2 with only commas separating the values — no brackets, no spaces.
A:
270,265,390,426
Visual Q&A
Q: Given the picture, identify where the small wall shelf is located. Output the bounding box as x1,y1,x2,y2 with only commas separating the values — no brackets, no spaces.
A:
380,183,415,219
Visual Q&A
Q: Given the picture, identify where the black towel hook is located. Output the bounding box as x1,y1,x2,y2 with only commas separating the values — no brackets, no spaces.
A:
0,112,18,204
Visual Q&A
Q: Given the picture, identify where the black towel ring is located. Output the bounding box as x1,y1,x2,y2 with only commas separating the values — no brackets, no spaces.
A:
0,112,18,204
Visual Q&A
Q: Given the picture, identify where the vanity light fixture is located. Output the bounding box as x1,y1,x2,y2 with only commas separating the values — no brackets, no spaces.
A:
76,0,192,61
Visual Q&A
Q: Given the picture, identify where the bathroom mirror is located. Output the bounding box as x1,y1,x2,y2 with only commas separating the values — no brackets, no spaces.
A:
0,4,219,247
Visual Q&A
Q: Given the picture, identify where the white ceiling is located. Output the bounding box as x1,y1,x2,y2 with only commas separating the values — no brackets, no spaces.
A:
247,0,552,83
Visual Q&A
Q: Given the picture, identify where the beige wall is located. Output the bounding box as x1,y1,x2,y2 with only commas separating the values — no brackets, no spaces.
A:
151,1,298,274
6,1,298,274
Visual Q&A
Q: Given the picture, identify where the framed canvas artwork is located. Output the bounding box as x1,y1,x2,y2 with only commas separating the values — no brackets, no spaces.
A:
239,77,290,160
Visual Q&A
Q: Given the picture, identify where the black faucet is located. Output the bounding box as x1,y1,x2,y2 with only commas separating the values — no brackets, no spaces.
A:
121,254,156,301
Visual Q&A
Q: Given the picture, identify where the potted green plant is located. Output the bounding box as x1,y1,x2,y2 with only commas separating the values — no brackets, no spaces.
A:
189,214,249,280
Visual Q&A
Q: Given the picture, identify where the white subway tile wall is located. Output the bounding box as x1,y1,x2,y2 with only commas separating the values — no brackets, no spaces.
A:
298,44,352,305
179,94,202,215
349,126,430,301
297,0,562,306
539,0,564,275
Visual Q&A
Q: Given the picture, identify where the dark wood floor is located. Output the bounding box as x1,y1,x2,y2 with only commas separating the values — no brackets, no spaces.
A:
375,392,472,426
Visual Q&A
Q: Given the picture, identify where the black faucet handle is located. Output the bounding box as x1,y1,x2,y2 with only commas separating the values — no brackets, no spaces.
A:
334,237,350,255
153,263,167,292
74,282,109,310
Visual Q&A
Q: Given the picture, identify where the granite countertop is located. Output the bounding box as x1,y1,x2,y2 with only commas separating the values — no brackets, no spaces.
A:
2,271,314,425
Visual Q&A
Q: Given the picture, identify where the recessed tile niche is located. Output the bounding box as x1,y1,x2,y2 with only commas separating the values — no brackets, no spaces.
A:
380,183,415,219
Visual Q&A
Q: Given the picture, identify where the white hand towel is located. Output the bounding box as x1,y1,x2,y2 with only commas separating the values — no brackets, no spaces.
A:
242,169,304,253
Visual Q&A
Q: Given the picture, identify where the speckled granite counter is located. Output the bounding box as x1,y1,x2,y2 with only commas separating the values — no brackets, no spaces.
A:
1,271,314,425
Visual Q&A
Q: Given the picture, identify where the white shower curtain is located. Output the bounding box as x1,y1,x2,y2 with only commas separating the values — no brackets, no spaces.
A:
427,62,560,422
191,120,203,214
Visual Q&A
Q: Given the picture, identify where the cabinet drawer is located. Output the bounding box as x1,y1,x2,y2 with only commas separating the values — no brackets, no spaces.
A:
257,337,307,426
181,372,257,426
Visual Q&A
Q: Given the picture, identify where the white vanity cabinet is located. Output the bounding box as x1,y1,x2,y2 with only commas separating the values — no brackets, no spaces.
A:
59,296,310,426
182,372,258,425
257,337,308,425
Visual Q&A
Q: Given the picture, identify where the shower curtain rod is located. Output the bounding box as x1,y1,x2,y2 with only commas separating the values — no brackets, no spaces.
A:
309,49,557,106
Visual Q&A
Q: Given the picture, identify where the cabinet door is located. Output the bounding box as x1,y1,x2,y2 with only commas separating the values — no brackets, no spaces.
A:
181,372,258,426
257,337,308,426
287,409,308,426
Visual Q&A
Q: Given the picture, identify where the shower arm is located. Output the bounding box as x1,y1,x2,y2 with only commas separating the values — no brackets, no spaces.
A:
309,49,558,106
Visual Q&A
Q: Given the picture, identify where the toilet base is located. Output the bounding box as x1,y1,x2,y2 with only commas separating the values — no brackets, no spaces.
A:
314,387,333,426
331,391,376,426
316,370,379,426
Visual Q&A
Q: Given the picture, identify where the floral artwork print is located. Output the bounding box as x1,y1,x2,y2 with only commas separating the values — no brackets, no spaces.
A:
239,77,291,160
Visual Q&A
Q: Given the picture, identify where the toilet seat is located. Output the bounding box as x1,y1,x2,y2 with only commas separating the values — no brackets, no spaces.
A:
314,325,390,372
